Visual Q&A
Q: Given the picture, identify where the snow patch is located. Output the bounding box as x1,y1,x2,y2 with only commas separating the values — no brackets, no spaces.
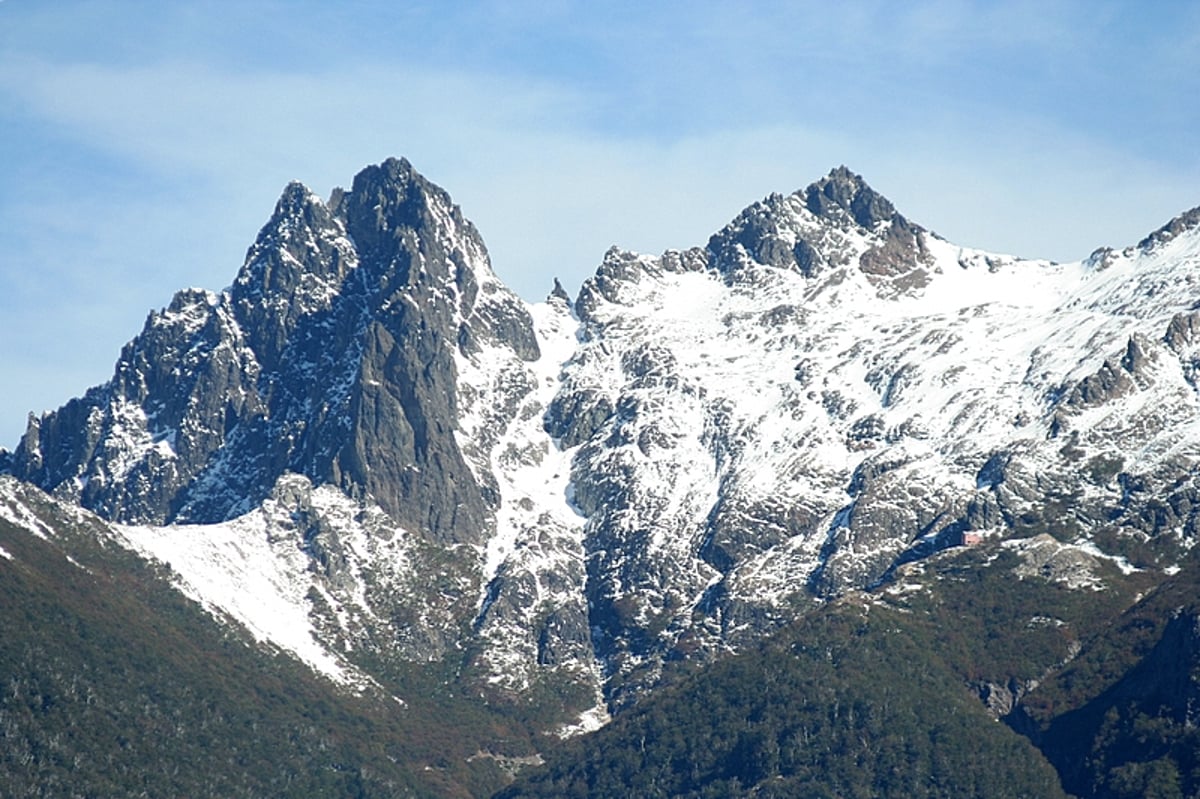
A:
0,484,53,540
1073,539,1141,575
556,703,612,739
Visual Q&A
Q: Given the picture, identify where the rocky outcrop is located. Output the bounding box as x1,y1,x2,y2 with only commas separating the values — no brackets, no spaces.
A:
1062,336,1154,410
1137,205,1200,253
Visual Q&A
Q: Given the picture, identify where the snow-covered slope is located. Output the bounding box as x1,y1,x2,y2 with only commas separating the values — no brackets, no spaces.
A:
113,476,404,690
5,160,1200,722
544,172,1200,694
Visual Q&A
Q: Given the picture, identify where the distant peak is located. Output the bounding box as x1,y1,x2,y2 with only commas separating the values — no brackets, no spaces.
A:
272,180,323,217
164,287,218,315
824,165,865,186
372,156,418,187
348,157,450,207
803,166,902,230
248,182,333,257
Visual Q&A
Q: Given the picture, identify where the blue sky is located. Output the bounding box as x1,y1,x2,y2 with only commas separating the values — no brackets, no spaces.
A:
2,1,1199,448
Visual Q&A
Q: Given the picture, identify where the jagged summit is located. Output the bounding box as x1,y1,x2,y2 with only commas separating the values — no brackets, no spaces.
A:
5,158,536,544
701,165,930,293
802,165,908,230
232,180,345,302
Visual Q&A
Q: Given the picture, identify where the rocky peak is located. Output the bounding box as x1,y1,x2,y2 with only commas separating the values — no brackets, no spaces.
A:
4,158,537,545
704,166,929,292
230,182,354,375
803,165,903,230
338,157,459,270
233,182,345,299
1137,205,1200,253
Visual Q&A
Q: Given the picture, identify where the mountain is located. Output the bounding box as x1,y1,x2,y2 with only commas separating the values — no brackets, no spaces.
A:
4,157,1200,796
